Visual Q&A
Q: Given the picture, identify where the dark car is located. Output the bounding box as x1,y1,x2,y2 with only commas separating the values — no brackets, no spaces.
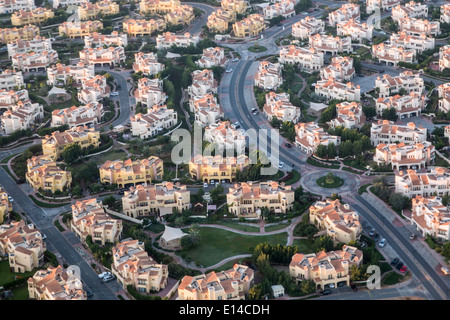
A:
321,290,332,296
395,261,404,270
276,23,283,27
368,228,375,237
374,233,379,241
86,290,94,298
285,143,292,148
390,258,399,266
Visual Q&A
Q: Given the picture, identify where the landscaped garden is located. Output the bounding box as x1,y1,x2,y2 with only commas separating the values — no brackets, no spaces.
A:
316,172,344,188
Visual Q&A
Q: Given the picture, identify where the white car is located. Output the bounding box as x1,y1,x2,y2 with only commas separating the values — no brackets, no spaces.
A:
8,196,13,202
41,233,47,240
232,58,239,62
379,239,387,247
226,68,233,73
110,92,119,96
278,162,284,169
98,271,111,279
203,182,208,188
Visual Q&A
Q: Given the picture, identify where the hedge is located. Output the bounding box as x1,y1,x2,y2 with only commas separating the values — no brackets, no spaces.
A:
126,285,162,300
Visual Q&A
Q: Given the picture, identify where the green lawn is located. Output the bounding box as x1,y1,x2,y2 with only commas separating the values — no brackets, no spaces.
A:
291,238,316,254
0,260,35,287
183,227,288,267
215,221,260,232
88,150,128,166
10,283,29,300
381,271,405,286
248,45,267,53
316,175,344,188
264,223,289,232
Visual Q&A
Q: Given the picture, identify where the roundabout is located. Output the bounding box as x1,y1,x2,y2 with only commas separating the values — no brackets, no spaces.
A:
299,169,360,196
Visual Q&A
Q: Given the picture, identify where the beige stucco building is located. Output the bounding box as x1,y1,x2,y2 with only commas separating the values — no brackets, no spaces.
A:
375,71,424,98
0,186,12,224
232,14,266,38
370,120,427,146
25,155,72,194
59,20,103,38
294,121,341,155
410,195,450,241
0,25,40,43
396,167,450,198
189,154,249,183
11,8,54,26
77,0,119,20
374,141,435,171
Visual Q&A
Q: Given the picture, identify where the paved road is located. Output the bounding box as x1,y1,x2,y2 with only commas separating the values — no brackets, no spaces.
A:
108,70,132,127
186,2,217,35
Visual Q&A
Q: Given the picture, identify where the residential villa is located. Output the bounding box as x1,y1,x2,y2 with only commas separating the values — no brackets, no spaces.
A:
41,125,101,161
438,82,450,112
84,31,128,48
336,19,373,42
196,47,227,69
122,19,166,36
204,121,246,155
390,31,435,54
78,74,111,104
410,195,450,241
77,0,120,20
309,33,352,56
221,0,248,14
374,141,435,171
122,182,190,217
79,46,125,67
51,102,103,128
11,50,58,72
0,88,29,111
189,93,223,127
232,14,266,38
319,56,355,82
133,52,164,76
375,71,424,98
0,186,12,224
0,25,40,43
439,45,450,72
188,69,217,98
309,198,362,244
291,16,325,39
370,120,427,146
375,92,425,119
99,156,164,188
28,265,86,300
0,69,23,90
59,20,104,38
372,43,416,66
156,32,200,50
139,0,180,15
395,167,450,198
189,154,249,183
263,91,301,124
7,37,52,59
70,198,123,245
1,100,44,134
46,62,95,86
178,264,254,300
227,181,295,218
441,3,450,24
134,77,167,107
279,45,324,73
328,101,366,129
25,155,72,193
130,105,178,139
294,121,341,154
164,4,195,26
328,3,360,27
53,0,86,8
398,17,440,37
366,0,400,13
254,60,283,90
263,0,295,20
111,238,169,293
0,0,35,14
314,79,361,102
0,220,45,273
11,8,54,26
206,9,236,33
392,1,428,22
289,245,363,289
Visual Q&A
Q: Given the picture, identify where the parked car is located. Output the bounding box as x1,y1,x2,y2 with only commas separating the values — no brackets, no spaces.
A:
226,68,233,73
102,274,115,282
390,258,399,266
369,228,376,237
410,234,417,240
395,261,404,270
379,238,387,247
285,143,292,148
203,182,208,188
321,289,332,295
41,233,47,240
86,290,94,298
231,58,239,62
400,265,407,273
278,162,285,168
328,283,335,289
110,92,119,96
441,267,449,275
374,233,379,241
7,196,13,202
98,272,111,279
276,23,283,27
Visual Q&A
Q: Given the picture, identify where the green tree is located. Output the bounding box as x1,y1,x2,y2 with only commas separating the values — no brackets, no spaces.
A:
299,279,316,295
315,144,328,158
62,143,82,165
